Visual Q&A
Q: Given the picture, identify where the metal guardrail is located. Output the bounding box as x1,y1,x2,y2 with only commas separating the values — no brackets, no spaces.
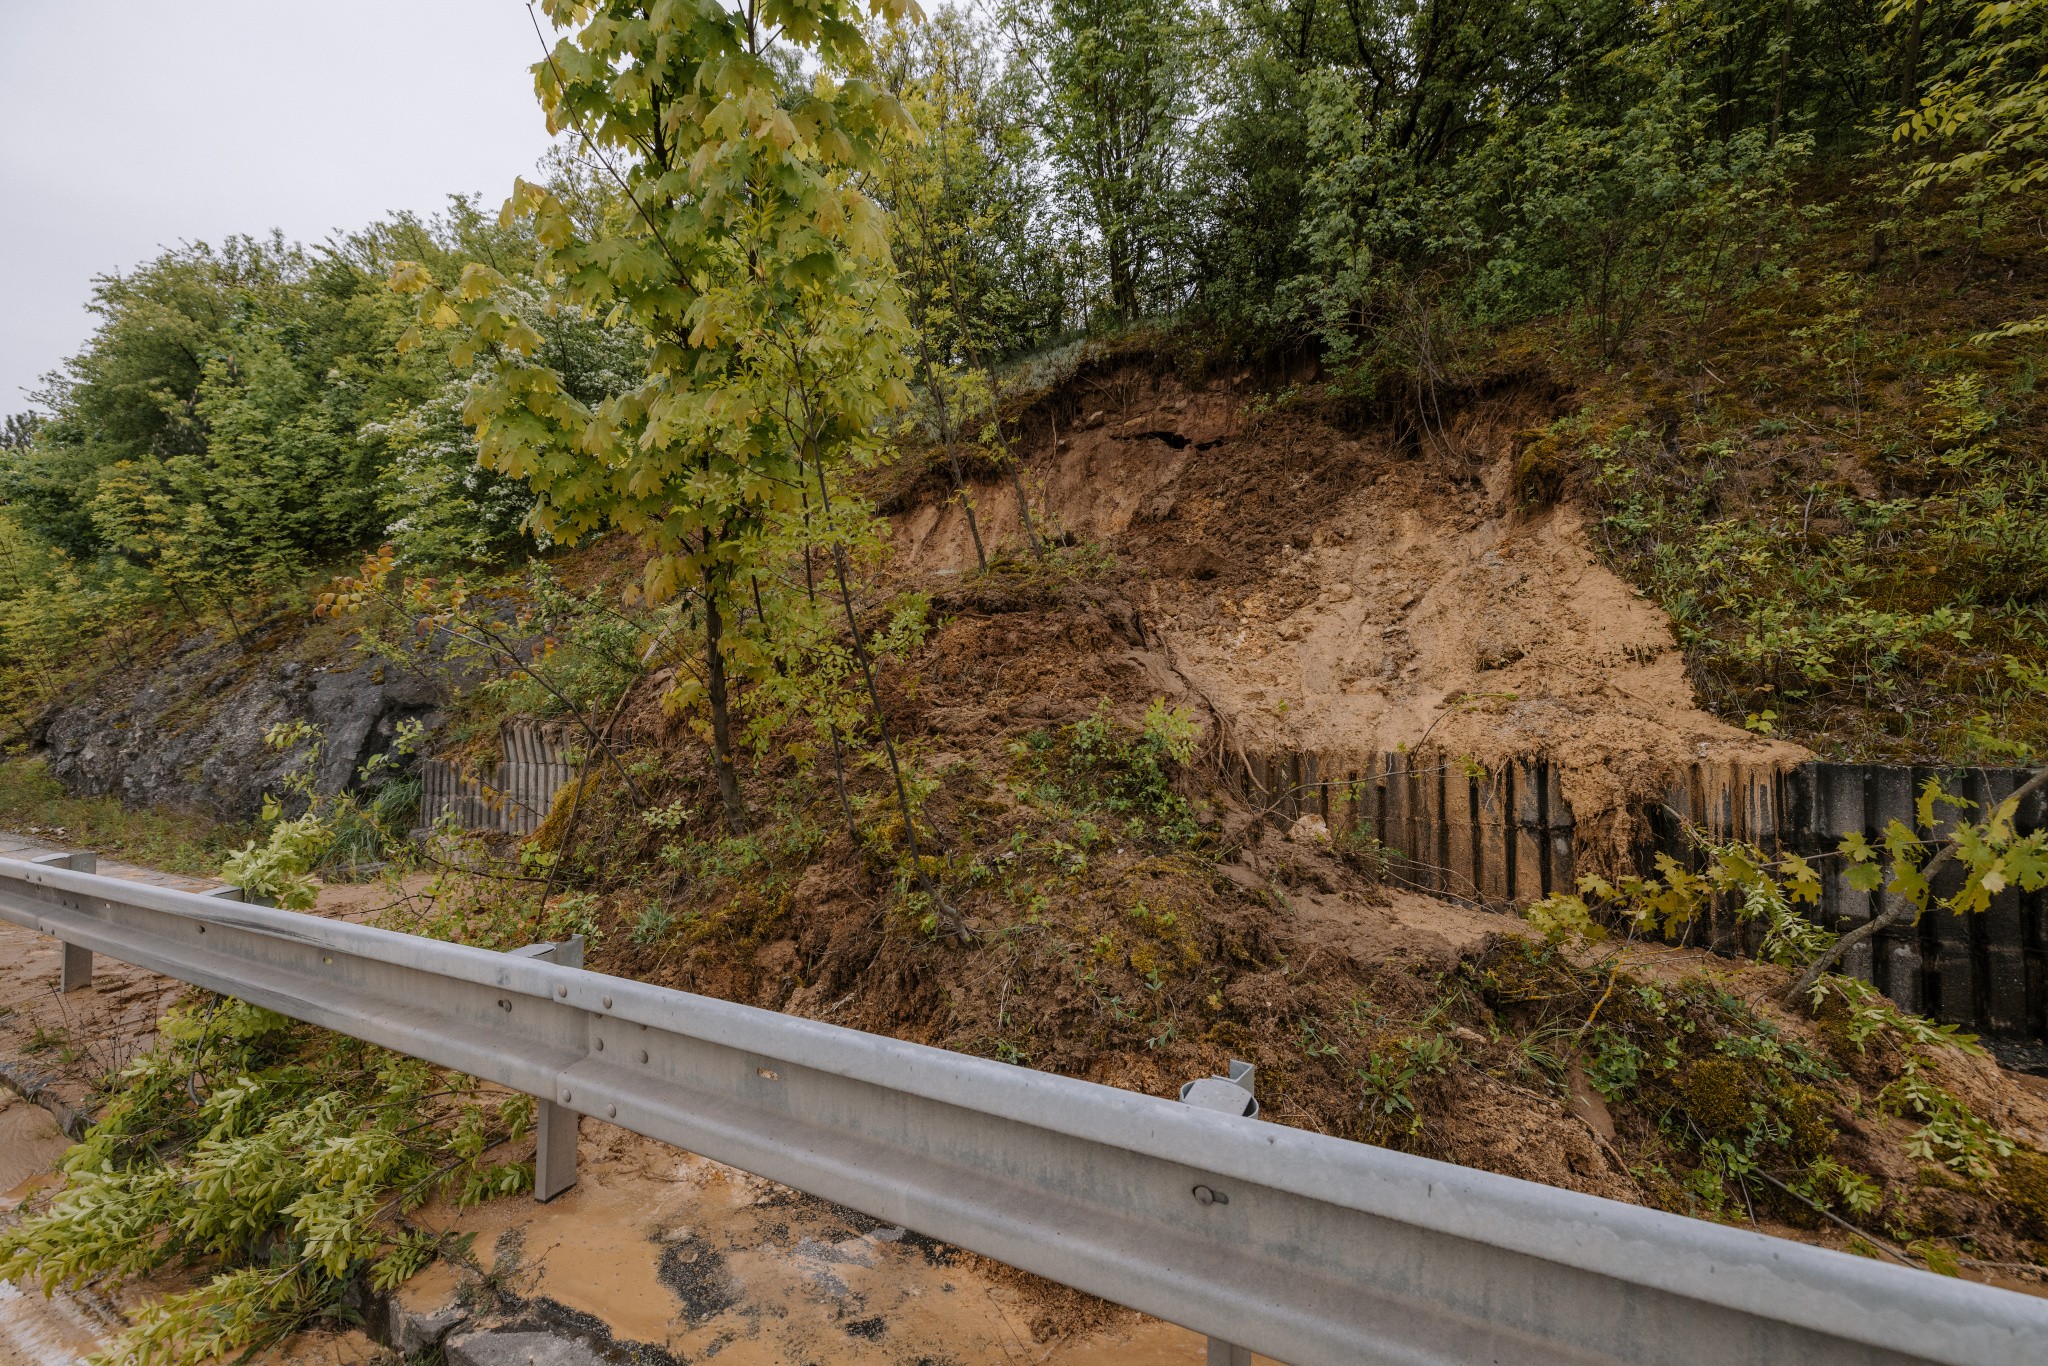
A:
4,855,2046,1366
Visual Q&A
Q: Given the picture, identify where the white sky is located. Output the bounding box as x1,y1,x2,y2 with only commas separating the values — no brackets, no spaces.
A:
0,1,557,413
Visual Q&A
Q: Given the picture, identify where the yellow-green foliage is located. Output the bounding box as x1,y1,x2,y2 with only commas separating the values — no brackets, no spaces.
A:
1528,777,2048,975
1816,976,2017,1184
1527,794,2048,1196
1892,0,2048,344
219,813,328,910
1527,839,1831,967
0,511,121,733
0,999,531,1366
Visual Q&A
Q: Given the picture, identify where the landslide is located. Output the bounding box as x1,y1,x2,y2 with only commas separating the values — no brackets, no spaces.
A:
468,357,2048,1274
891,358,1805,870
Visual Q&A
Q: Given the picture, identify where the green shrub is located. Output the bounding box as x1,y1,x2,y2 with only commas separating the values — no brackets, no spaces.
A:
0,1000,531,1366
1023,700,1204,846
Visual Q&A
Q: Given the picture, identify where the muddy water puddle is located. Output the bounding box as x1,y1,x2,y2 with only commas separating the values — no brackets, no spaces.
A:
0,1095,70,1201
418,1123,1267,1364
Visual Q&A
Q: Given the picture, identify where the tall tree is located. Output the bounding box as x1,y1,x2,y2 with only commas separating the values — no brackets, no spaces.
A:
1005,0,1200,321
396,0,915,834
0,412,40,450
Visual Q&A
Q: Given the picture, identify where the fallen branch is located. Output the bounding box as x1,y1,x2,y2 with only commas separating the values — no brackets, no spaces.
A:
0,1056,90,1139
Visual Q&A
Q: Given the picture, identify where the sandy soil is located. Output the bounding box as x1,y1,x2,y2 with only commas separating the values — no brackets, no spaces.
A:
0,1094,70,1205
893,373,1807,868
391,1123,1268,1365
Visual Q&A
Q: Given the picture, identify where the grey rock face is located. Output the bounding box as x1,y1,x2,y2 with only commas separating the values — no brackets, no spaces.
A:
388,1297,471,1355
445,1330,612,1366
34,627,447,821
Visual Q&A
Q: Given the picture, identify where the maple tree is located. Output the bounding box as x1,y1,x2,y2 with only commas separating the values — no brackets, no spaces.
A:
394,0,917,835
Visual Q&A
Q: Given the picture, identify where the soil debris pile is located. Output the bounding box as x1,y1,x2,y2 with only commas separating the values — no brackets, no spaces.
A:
893,365,1806,869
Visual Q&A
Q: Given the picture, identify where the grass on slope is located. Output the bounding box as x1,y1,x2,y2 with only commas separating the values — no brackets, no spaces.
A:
0,756,249,876
1515,207,2048,764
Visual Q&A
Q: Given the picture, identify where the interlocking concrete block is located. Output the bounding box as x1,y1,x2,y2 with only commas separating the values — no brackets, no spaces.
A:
445,1330,609,1366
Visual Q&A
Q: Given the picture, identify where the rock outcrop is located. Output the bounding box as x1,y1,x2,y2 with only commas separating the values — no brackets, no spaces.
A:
33,627,448,820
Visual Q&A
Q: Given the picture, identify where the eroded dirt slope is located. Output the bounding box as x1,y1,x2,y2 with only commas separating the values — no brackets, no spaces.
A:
894,369,1804,866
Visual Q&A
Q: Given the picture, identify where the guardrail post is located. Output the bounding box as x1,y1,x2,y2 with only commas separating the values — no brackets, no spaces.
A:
30,852,97,990
1181,1061,1257,1366
511,935,584,1201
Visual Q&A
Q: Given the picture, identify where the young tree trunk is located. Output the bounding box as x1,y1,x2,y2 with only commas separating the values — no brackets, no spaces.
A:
1012,411,1047,559
920,352,987,572
798,497,862,845
1010,464,1044,558
215,593,247,647
1108,224,1139,320
703,587,746,834
1770,0,1795,144
810,461,968,939
163,577,203,629
1897,0,1927,110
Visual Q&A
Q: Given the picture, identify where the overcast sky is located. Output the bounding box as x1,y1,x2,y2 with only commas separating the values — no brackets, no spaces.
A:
0,1,557,413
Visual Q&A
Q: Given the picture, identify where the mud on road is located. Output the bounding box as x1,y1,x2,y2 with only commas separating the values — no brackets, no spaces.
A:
0,845,1264,1365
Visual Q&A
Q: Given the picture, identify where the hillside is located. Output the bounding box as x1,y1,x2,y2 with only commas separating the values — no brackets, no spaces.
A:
9,346,2048,1366
8,0,2048,1358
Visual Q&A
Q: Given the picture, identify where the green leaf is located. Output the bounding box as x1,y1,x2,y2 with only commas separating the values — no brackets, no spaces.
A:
1916,777,1969,831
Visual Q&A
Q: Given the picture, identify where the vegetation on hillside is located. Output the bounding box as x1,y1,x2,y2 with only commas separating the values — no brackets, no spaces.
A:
6,0,2048,1356
4,0,2044,761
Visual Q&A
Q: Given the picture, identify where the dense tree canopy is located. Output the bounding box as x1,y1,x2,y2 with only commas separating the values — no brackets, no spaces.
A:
2,0,2041,749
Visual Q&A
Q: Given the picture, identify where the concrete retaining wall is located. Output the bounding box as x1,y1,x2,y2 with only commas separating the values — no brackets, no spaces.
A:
418,720,577,837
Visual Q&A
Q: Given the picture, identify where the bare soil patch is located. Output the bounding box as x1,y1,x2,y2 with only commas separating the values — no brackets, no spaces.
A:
892,368,1806,870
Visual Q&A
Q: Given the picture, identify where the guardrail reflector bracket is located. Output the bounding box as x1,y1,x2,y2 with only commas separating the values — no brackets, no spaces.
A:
1184,1060,1257,1365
